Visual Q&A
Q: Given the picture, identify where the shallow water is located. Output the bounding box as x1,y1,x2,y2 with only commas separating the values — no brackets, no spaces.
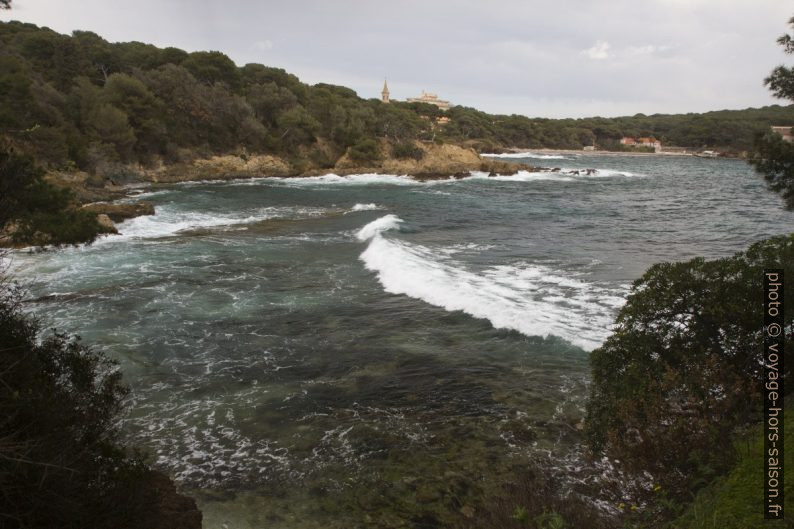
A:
9,154,793,527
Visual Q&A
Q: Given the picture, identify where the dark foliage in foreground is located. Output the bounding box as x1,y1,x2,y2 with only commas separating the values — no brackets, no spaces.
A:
586,235,793,515
749,130,794,209
751,15,794,209
0,281,198,528
0,145,106,245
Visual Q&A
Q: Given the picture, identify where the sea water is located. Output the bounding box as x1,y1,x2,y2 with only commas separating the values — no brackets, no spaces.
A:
9,153,793,527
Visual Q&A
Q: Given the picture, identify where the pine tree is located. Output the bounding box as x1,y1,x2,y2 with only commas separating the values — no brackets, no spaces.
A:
749,15,794,209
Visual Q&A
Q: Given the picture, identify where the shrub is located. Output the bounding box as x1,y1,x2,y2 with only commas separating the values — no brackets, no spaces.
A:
0,146,107,246
348,138,382,164
391,140,424,160
586,235,794,502
0,281,189,528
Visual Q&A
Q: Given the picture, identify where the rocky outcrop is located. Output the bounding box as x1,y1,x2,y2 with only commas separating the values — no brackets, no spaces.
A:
144,154,293,183
329,141,543,179
39,143,547,214
45,170,129,203
95,214,118,234
82,201,155,222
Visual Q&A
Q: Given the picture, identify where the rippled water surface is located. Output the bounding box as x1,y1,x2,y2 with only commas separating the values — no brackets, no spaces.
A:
10,153,794,528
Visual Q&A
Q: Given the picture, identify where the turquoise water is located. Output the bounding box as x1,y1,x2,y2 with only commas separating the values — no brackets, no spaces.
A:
9,153,794,527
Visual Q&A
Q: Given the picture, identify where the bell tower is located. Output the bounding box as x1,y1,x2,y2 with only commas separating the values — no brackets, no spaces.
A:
381,79,390,103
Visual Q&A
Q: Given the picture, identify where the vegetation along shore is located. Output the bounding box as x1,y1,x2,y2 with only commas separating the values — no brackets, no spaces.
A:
1,7,794,529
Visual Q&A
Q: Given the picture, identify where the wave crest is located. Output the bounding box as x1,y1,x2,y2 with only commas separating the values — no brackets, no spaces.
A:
357,217,625,350
356,214,404,241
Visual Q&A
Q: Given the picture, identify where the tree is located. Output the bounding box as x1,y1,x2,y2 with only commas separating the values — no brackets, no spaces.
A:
101,73,165,156
586,235,794,502
181,51,240,90
749,14,794,209
348,138,382,164
276,105,319,151
244,81,297,127
0,146,107,246
136,64,212,149
86,104,135,159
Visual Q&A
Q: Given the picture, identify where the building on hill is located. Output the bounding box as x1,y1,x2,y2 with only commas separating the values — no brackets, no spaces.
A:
620,136,662,153
771,126,794,143
406,90,452,110
381,79,390,103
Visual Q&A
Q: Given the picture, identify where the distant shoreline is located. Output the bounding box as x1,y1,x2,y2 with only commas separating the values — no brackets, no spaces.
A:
501,147,694,157
498,147,745,159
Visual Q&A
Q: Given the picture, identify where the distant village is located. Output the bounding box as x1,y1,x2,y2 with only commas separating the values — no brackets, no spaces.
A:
618,126,793,157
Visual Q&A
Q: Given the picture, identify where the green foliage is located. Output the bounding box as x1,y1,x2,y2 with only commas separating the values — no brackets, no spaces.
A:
348,138,382,164
765,16,794,101
666,407,793,529
512,506,530,524
0,146,106,246
0,282,158,528
101,73,164,155
181,50,240,89
391,140,424,160
586,235,794,504
0,279,202,528
1,19,792,176
752,14,794,208
277,105,320,151
534,511,567,529
86,104,135,158
749,130,794,208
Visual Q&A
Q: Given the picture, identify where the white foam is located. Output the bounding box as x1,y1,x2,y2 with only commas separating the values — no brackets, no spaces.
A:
469,168,641,181
274,173,417,186
358,216,625,350
356,214,403,241
350,203,383,212
482,152,568,160
123,190,171,200
105,205,325,242
585,168,640,177
468,170,575,182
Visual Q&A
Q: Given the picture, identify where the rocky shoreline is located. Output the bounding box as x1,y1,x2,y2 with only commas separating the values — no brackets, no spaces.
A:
36,143,547,234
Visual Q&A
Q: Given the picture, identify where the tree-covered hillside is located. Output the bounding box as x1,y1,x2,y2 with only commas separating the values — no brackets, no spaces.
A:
2,20,794,176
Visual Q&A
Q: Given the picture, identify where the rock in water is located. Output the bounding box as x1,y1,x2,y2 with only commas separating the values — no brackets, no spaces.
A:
95,213,118,234
83,201,155,222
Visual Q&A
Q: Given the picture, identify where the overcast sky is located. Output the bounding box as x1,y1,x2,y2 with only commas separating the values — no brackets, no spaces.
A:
2,0,792,118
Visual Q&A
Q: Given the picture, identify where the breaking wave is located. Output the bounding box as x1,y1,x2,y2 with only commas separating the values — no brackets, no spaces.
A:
481,152,568,160
349,203,384,212
357,216,626,350
106,205,327,241
274,173,417,186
